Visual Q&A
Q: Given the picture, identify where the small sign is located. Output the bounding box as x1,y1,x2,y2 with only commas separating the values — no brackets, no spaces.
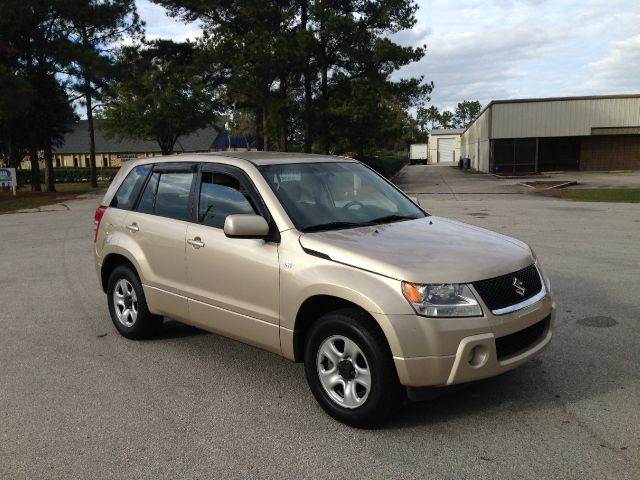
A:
0,168,17,195
116,153,141,161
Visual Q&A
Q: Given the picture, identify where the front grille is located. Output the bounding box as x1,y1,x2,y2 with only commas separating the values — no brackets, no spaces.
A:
472,264,542,312
495,315,550,359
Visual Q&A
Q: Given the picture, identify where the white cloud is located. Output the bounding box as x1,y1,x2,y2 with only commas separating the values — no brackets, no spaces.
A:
583,34,640,92
404,24,556,108
136,0,201,42
395,0,640,110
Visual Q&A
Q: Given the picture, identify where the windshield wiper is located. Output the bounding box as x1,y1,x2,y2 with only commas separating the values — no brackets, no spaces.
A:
369,214,419,225
302,221,373,232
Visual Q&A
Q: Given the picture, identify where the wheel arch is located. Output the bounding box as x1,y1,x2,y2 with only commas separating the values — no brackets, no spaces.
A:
100,252,141,292
292,295,393,363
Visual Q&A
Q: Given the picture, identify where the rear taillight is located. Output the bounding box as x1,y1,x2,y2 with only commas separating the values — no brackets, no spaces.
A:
94,205,107,243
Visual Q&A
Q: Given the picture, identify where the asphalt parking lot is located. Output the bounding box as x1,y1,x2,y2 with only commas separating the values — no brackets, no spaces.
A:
1,164,639,479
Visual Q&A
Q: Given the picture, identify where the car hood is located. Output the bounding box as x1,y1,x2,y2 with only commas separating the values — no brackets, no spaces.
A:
298,216,534,284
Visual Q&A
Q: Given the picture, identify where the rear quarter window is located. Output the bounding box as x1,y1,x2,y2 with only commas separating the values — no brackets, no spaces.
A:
111,164,151,210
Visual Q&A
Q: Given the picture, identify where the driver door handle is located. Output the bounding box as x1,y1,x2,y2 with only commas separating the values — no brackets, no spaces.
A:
187,237,205,249
127,222,139,232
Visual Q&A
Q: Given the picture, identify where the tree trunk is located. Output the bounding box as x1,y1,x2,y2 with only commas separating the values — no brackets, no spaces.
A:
80,30,98,188
158,137,174,155
84,88,98,188
320,44,329,155
44,146,55,192
301,0,313,153
255,106,264,151
280,76,288,152
29,147,41,192
8,138,21,169
262,108,268,152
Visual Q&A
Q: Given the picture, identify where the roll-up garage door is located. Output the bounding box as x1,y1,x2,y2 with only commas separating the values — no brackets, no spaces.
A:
437,138,455,163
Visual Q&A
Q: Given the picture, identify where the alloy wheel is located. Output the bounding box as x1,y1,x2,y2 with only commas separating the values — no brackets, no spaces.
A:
113,278,138,328
316,335,371,409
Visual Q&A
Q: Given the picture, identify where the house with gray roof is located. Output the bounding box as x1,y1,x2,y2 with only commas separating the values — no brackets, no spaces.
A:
23,120,252,169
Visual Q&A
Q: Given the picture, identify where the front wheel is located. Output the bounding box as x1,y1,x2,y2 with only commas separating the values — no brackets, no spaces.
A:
304,309,402,427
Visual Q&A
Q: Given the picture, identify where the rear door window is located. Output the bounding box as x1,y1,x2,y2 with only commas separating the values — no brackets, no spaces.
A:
111,164,151,210
198,171,257,228
154,172,195,221
137,172,159,214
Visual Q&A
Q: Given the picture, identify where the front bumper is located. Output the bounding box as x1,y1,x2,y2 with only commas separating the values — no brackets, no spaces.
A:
375,291,555,387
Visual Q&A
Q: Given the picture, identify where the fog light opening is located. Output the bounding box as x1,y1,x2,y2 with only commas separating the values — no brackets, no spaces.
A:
468,345,488,368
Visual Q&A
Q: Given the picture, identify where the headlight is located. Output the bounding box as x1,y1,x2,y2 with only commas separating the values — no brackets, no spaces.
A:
401,282,483,317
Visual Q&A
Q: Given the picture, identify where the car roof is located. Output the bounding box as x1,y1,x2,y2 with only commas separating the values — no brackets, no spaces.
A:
202,151,358,166
122,151,358,169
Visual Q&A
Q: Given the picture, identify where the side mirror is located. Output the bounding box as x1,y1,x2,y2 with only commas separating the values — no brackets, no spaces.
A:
223,214,270,239
409,196,421,207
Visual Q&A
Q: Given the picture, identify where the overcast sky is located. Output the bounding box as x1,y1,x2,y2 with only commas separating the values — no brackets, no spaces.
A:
137,0,640,112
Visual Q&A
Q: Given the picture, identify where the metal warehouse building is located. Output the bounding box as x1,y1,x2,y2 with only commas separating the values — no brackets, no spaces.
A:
461,94,640,174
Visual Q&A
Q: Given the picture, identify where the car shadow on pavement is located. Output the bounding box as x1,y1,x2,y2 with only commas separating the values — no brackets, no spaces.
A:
150,318,210,340
382,364,555,428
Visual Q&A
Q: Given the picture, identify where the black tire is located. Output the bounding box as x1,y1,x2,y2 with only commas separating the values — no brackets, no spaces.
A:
304,308,402,427
107,265,162,340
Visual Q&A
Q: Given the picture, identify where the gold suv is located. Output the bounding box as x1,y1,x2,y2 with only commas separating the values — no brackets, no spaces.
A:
94,152,554,426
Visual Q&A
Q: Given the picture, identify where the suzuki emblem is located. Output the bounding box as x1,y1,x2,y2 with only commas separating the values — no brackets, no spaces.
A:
513,277,526,296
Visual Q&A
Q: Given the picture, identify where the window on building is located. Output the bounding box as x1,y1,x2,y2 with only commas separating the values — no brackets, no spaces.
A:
111,164,152,210
198,171,257,228
73,157,78,167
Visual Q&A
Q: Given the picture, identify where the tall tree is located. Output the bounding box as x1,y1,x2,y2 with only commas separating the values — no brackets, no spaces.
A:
63,0,142,187
417,105,441,132
453,100,482,128
157,0,430,156
438,110,455,129
100,40,220,155
31,75,77,192
228,110,256,151
0,59,30,169
173,1,298,151
0,0,74,191
290,1,427,154
298,0,315,152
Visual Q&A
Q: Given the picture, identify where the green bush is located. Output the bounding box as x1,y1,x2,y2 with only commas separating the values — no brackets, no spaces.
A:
17,167,119,186
358,153,407,178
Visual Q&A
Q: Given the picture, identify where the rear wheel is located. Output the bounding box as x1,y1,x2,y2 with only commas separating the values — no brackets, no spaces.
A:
304,309,402,427
107,265,162,339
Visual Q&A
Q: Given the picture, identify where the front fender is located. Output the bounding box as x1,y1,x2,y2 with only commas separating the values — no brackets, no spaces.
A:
278,232,413,359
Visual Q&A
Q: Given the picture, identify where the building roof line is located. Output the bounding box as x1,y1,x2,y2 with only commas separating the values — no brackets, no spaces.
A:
430,128,464,135
461,93,640,136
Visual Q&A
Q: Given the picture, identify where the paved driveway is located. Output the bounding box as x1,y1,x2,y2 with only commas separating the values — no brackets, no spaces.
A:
394,163,525,194
1,169,639,479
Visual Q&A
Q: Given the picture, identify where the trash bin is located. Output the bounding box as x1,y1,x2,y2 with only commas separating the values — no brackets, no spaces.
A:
458,158,464,169
463,158,471,170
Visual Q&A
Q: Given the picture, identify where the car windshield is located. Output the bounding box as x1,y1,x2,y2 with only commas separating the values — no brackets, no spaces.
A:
260,162,425,232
